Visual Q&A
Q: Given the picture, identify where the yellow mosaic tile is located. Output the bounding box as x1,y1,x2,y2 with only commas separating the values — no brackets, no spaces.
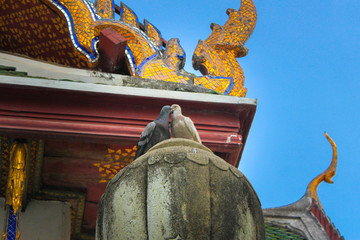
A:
59,0,96,51
93,146,136,183
0,0,89,67
89,20,156,66
140,58,189,83
144,19,162,47
194,76,231,94
163,38,185,71
192,0,257,96
120,2,138,28
1,0,256,96
95,0,113,19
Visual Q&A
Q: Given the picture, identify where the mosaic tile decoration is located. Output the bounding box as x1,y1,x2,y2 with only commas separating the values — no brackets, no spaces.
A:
46,0,99,63
163,38,186,72
144,19,163,48
94,0,114,19
117,5,234,94
5,207,18,240
90,19,157,76
93,146,136,183
0,137,10,198
26,140,44,196
193,0,257,96
139,38,189,83
119,2,139,28
1,0,256,96
137,38,233,94
0,137,90,239
0,0,90,68
265,223,306,240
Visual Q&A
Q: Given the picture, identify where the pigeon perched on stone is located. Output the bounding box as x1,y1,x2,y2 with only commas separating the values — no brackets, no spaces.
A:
134,105,172,159
170,104,202,143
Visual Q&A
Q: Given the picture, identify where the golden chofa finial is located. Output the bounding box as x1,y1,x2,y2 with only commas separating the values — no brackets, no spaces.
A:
307,132,338,204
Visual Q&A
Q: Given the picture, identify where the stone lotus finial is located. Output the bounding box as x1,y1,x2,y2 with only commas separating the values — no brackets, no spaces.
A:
96,138,264,239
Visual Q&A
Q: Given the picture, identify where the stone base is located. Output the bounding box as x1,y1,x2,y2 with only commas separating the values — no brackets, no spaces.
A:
97,139,264,239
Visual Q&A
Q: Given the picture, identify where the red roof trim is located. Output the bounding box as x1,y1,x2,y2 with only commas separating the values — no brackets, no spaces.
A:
311,200,344,240
0,81,256,167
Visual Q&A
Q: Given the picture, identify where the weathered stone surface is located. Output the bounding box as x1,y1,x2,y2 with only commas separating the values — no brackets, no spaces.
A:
96,138,264,240
96,161,148,239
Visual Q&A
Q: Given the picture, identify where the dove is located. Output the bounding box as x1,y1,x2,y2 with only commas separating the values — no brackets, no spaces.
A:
170,104,201,143
134,105,172,159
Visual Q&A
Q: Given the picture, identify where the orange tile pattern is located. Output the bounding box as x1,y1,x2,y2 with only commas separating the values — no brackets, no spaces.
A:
90,20,156,72
144,20,162,48
0,137,10,198
0,0,89,67
54,0,98,62
193,0,257,96
119,2,139,28
0,0,255,96
95,0,113,19
163,38,185,72
194,76,232,94
93,146,136,183
138,38,232,93
140,58,188,83
140,38,188,82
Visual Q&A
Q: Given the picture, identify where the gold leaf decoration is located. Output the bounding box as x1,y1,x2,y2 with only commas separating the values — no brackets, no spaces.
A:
93,146,137,183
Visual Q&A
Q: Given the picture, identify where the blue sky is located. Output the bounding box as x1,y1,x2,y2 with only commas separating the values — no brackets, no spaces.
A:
123,0,359,238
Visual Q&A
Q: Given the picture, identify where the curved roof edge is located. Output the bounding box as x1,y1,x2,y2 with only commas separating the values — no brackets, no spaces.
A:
263,133,343,240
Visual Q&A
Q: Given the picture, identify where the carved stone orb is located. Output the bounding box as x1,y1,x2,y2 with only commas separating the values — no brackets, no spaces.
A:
96,139,264,239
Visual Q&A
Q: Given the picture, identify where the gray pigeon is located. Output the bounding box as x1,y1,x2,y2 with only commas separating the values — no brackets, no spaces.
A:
134,105,172,159
170,104,202,143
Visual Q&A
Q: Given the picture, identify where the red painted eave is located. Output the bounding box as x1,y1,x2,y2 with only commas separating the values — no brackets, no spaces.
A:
0,77,256,167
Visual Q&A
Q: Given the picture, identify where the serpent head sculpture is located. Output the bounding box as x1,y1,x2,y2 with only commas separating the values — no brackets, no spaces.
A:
193,0,257,97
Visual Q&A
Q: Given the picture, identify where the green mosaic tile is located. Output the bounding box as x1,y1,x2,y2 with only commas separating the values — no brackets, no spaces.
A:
265,223,306,240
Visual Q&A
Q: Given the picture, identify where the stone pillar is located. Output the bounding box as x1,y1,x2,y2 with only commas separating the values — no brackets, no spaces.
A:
96,139,264,239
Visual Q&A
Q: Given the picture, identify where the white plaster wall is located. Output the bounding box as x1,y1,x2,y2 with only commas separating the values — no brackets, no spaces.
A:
0,198,71,240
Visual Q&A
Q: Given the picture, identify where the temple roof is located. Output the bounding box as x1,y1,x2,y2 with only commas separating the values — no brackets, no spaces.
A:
0,51,213,94
263,133,344,240
0,50,258,238
0,51,257,168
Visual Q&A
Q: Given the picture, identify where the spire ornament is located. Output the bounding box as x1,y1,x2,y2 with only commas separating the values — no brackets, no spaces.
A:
307,132,338,205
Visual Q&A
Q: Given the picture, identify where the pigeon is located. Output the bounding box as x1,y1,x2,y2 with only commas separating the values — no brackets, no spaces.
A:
170,104,202,143
134,105,172,159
